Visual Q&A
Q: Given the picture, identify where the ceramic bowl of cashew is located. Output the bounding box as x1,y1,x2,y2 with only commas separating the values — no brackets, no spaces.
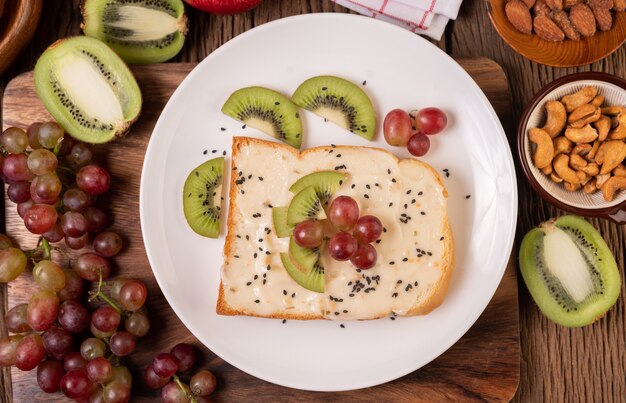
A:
518,72,626,224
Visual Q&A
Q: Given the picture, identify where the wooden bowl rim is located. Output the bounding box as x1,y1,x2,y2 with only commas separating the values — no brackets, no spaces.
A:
517,72,626,224
0,0,42,76
486,0,626,67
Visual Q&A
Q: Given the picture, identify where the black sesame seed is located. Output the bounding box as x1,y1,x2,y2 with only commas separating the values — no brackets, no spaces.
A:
466,195,471,199
242,124,247,129
351,184,356,189
283,290,287,295
389,261,395,265
291,293,296,298
212,149,217,154
282,319,287,324
220,127,226,131
223,150,226,156
406,190,412,195
402,258,408,262
203,150,208,155
336,154,342,158
387,169,391,174
364,194,369,199
366,184,371,189
254,299,260,303
246,235,250,240
362,80,367,85
254,274,258,280
392,178,397,183
375,239,381,244
322,86,328,91
253,253,258,258
340,324,345,328
389,202,393,207
390,317,396,321
246,282,251,286
440,236,444,241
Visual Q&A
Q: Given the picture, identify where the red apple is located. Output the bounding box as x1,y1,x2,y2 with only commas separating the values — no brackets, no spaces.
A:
184,0,262,14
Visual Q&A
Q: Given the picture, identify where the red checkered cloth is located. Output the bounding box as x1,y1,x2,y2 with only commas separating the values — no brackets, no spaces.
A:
332,0,462,40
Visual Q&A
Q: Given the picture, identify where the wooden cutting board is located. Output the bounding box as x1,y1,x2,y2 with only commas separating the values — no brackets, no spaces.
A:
2,59,519,402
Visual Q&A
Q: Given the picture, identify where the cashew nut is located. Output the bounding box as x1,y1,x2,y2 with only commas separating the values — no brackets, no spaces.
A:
564,124,598,143
550,172,563,182
553,154,587,184
542,100,567,138
580,162,600,176
568,104,601,128
590,95,604,107
608,113,626,140
593,115,611,141
561,86,597,112
595,140,626,174
571,143,592,155
564,182,582,191
570,153,588,169
553,136,573,156
583,178,598,194
601,176,626,201
542,165,553,175
529,128,554,169
600,106,626,116
587,140,600,161
613,164,626,177
596,173,611,188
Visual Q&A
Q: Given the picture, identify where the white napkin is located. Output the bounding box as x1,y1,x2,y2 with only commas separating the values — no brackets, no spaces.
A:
332,0,462,40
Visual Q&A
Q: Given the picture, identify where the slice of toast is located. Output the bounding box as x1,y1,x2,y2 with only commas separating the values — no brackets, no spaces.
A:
217,137,454,320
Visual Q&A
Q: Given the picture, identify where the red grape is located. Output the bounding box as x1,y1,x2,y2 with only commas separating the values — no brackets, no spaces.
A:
109,331,135,357
110,278,130,300
383,109,414,146
27,148,58,175
170,343,196,372
90,323,115,339
119,280,147,311
328,196,359,231
125,309,150,337
27,122,43,149
293,220,324,248
91,306,121,332
103,380,131,403
328,232,358,261
162,381,192,403
60,368,94,399
27,290,60,331
61,211,88,237
0,247,27,282
43,223,65,243
58,270,85,301
3,153,34,182
143,363,170,389
93,231,123,257
58,300,91,333
75,253,111,281
42,326,75,361
65,233,89,250
353,215,383,244
152,353,178,378
6,303,30,333
77,165,110,195
67,142,93,168
80,338,106,361
17,199,34,219
1,127,29,153
415,107,447,135
0,335,23,366
190,370,217,396
350,243,378,270
111,365,132,387
7,181,31,203
84,207,108,233
63,188,92,212
15,333,46,371
57,134,77,157
38,122,64,149
23,204,58,234
37,359,65,393
407,132,430,157
31,173,62,201
64,351,87,372
86,356,113,383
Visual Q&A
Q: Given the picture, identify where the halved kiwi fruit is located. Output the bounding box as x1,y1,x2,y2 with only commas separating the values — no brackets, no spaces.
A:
182,157,224,238
272,206,293,238
292,75,376,140
221,87,303,148
279,252,324,293
286,186,325,226
82,0,188,64
519,215,620,327
289,171,346,203
34,36,142,144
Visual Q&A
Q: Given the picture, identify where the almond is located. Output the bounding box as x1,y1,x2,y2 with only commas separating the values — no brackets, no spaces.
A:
546,0,564,10
563,0,582,9
551,10,581,40
534,14,566,41
589,3,614,31
522,0,537,7
534,0,552,15
506,0,533,34
614,0,626,11
588,0,614,8
569,4,597,36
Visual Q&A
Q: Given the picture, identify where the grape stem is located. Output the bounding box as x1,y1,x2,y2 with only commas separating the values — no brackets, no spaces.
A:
52,138,63,156
89,271,123,315
173,375,195,402
41,238,51,260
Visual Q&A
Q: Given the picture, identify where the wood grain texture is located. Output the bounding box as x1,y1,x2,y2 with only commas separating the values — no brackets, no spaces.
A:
0,0,43,76
1,59,519,402
451,0,626,401
487,0,626,67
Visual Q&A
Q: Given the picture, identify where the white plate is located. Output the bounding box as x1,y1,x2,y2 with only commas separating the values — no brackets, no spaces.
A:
140,13,517,392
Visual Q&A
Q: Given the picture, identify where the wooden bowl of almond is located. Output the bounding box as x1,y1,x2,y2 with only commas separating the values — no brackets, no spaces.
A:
518,73,626,224
487,0,626,66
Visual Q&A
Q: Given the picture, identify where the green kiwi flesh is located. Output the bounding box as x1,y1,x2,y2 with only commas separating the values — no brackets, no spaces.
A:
182,157,224,238
82,0,187,64
288,171,346,203
222,87,303,148
286,186,324,226
34,36,142,144
519,215,621,327
280,252,324,293
291,75,376,140
288,237,319,270
272,206,293,238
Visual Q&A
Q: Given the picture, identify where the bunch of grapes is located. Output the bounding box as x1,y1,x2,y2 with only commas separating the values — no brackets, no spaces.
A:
0,123,153,401
383,107,448,156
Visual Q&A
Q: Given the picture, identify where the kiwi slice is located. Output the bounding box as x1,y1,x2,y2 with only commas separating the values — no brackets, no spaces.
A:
280,252,324,293
288,237,319,270
182,157,224,238
289,171,346,203
272,206,293,238
292,75,376,140
519,215,621,327
286,186,325,226
82,0,188,64
221,87,303,148
34,36,142,144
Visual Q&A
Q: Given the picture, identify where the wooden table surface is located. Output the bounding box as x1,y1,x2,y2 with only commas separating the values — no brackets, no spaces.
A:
0,1,624,402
